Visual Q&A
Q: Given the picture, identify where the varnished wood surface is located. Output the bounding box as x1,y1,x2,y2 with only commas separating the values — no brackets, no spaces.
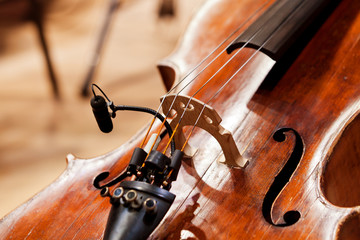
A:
0,0,359,239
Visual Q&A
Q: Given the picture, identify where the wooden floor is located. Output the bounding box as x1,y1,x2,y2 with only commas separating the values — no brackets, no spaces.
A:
0,0,204,218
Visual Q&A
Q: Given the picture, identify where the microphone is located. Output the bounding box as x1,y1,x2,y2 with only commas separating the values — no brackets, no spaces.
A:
91,95,113,133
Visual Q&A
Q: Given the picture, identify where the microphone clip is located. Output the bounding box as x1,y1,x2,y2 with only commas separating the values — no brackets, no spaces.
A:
90,84,176,154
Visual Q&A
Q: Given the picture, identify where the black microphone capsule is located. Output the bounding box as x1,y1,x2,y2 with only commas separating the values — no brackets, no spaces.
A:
91,95,113,133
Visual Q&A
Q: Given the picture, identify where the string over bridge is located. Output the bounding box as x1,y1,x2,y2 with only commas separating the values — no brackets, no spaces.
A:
161,94,248,168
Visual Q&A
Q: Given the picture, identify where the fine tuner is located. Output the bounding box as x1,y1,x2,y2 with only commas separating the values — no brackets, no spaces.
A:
90,84,247,239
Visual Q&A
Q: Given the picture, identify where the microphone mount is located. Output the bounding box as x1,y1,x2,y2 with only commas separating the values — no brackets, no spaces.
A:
90,84,175,154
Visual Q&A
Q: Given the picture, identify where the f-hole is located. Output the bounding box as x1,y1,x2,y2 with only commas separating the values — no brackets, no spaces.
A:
262,128,304,226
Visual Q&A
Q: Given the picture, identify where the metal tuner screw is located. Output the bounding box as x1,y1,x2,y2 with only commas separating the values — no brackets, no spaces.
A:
123,190,141,208
124,190,137,203
112,187,124,200
143,198,157,215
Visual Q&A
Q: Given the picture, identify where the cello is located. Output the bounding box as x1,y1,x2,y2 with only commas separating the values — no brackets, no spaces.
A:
1,0,359,239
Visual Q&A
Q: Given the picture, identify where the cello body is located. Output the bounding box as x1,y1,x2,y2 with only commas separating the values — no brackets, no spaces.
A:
1,0,360,239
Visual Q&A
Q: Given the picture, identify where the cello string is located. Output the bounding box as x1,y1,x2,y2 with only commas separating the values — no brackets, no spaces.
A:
149,6,277,155
162,29,262,154
163,0,309,156
140,0,272,149
178,1,303,154
162,17,276,153
139,0,272,149
159,0,313,155
180,46,268,151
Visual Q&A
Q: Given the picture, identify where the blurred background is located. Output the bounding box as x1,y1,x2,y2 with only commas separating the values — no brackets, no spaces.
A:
0,0,205,218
